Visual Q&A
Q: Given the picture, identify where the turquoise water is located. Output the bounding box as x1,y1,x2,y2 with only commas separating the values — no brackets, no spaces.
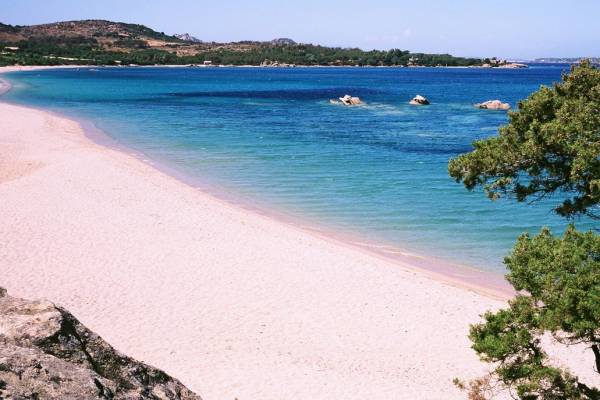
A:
2,66,587,271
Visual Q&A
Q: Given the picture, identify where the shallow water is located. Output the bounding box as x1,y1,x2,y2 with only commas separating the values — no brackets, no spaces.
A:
3,65,589,271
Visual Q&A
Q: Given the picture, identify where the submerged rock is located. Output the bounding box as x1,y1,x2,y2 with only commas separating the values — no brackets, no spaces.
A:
475,100,511,110
0,288,201,400
409,94,430,105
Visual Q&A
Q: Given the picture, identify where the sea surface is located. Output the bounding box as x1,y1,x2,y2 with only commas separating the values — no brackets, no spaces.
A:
3,65,589,272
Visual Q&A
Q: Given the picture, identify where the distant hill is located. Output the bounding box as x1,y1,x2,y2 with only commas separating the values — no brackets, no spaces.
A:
534,57,599,64
0,20,182,45
0,19,486,67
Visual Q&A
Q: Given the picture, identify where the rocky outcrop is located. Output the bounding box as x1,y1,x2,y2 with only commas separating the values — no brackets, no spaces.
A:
481,59,528,69
498,62,528,69
475,100,511,110
271,38,296,46
409,95,430,105
330,94,362,106
0,288,201,400
174,33,202,43
260,59,295,67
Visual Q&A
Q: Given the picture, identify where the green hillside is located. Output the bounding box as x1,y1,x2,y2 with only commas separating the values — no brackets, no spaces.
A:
0,19,485,67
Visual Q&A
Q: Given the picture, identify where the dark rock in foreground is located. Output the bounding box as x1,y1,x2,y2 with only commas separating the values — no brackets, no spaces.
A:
0,287,201,400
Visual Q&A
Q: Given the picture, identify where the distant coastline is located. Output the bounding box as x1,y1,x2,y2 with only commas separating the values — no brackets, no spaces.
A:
0,62,531,71
534,57,600,64
1,19,489,68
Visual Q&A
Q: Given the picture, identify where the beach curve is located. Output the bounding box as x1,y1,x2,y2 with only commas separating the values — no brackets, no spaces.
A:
1,68,596,399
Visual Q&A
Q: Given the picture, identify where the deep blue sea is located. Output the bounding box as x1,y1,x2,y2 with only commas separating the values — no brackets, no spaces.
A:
2,65,587,272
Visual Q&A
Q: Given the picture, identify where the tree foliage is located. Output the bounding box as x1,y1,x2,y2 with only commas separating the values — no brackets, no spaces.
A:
470,227,600,399
449,61,600,219
0,39,483,68
450,62,600,399
177,45,481,67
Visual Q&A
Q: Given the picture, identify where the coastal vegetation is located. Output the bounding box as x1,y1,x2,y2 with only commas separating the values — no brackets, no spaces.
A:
450,61,600,399
0,19,485,67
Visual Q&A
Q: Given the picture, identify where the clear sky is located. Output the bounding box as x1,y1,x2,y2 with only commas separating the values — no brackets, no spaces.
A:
2,0,599,59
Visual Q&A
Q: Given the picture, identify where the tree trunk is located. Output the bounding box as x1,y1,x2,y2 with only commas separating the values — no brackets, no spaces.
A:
592,344,600,374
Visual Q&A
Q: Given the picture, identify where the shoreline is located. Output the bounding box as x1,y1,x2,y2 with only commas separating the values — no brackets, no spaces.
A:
0,66,512,300
78,115,512,300
0,99,504,399
2,68,596,398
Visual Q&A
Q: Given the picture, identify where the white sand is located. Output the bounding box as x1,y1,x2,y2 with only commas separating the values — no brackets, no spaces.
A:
0,80,596,398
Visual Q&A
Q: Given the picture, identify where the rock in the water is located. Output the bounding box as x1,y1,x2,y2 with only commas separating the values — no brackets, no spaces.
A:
0,288,201,400
409,94,430,105
475,100,511,110
337,94,362,105
499,62,528,69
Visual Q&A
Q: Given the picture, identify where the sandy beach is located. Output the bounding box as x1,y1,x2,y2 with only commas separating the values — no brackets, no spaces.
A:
0,73,596,398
